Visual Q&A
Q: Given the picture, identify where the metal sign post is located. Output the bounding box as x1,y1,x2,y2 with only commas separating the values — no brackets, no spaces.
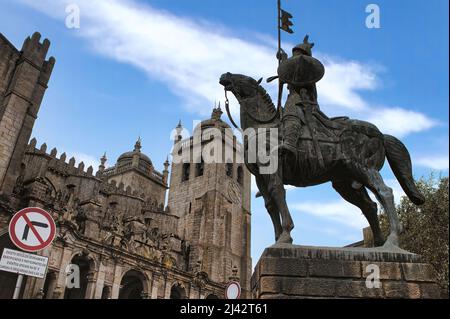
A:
12,274,24,299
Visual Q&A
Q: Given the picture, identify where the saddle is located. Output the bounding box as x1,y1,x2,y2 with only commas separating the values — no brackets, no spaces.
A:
296,105,348,143
287,104,349,170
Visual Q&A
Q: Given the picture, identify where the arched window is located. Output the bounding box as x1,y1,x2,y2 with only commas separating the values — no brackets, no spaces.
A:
170,283,187,299
182,163,190,181
195,158,204,177
64,255,92,299
119,270,147,299
237,166,244,185
226,163,233,177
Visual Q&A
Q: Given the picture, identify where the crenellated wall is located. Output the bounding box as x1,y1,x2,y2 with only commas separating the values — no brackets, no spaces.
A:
0,32,55,196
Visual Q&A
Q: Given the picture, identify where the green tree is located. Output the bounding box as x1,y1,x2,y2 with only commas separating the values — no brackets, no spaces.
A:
381,175,449,298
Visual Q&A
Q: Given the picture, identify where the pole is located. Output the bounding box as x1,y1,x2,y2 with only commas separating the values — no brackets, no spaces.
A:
276,0,284,117
277,0,281,66
13,274,24,299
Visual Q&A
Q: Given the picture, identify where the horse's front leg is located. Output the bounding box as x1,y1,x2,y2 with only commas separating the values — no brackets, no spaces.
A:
267,172,294,244
255,174,282,241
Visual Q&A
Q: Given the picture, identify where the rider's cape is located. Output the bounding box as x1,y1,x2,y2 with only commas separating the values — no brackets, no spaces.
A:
278,55,325,87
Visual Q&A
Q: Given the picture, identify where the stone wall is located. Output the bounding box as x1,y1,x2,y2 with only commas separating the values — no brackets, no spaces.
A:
252,245,442,299
108,169,166,207
0,32,54,195
0,34,20,106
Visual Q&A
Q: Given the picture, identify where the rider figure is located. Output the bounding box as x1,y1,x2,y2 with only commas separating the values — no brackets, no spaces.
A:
276,35,329,162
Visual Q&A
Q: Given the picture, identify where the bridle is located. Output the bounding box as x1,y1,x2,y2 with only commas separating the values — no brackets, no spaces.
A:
224,83,279,129
224,89,239,129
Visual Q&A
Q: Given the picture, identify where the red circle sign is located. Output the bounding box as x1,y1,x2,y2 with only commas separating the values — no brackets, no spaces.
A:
9,207,56,252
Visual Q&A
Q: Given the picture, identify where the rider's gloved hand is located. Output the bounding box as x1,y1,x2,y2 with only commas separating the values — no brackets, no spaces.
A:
276,48,288,61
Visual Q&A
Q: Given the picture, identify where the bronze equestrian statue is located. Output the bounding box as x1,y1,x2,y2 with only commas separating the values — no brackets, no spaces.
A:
219,36,424,248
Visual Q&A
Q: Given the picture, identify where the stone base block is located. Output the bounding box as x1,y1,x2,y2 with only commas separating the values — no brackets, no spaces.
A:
251,244,441,299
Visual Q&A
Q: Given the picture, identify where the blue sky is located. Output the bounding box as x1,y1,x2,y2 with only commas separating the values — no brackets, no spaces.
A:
1,0,448,266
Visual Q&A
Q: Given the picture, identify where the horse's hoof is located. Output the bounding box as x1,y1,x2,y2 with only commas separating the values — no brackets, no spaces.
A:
382,233,399,248
276,232,293,244
374,237,385,247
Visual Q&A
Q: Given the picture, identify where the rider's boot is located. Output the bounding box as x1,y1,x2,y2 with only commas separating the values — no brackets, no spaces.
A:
277,121,300,166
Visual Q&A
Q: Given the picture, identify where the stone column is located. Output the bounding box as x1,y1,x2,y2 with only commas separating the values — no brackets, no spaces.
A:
142,271,152,299
151,274,162,299
84,271,97,299
164,276,172,299
110,263,123,299
54,246,74,299
189,284,199,299
93,261,107,299
45,272,58,299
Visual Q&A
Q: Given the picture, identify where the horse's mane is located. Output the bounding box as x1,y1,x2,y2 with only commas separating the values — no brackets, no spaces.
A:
254,80,277,115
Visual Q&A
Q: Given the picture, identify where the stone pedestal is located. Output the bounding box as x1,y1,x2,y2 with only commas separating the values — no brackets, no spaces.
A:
251,244,441,299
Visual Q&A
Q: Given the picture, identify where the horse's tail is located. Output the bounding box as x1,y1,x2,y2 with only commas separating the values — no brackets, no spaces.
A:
383,134,425,205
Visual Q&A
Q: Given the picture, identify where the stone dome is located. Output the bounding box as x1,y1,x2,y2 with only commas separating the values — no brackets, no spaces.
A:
194,105,231,133
117,138,153,168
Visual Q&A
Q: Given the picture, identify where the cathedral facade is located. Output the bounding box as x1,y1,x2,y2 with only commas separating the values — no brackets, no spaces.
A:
0,32,251,299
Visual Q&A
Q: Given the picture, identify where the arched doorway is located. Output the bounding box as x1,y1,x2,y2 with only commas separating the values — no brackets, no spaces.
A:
64,254,94,299
170,283,187,299
119,270,147,299
101,285,112,299
206,294,219,299
42,271,58,299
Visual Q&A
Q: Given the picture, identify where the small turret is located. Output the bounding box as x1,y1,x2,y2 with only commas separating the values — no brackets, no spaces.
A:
163,156,170,184
98,152,107,173
175,120,183,144
132,137,142,168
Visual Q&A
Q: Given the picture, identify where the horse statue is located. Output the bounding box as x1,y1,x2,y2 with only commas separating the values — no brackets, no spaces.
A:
219,72,425,248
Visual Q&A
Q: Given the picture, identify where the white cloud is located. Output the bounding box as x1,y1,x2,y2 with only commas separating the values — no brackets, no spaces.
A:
317,55,378,110
416,156,449,170
18,0,436,136
291,200,369,230
367,107,437,137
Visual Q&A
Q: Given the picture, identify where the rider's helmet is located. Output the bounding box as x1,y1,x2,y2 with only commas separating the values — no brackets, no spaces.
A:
292,35,314,57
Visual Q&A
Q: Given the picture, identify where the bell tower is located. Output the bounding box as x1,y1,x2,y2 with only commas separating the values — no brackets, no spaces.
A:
0,32,55,196
167,106,252,297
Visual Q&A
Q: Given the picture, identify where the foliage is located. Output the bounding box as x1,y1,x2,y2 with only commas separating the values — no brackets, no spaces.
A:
380,174,449,298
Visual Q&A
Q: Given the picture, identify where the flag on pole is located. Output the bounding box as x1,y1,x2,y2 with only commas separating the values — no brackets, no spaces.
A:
280,9,294,34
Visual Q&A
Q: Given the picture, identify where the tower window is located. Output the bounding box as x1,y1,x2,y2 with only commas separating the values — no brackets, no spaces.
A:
226,163,233,177
195,158,204,177
237,166,244,185
182,163,190,181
